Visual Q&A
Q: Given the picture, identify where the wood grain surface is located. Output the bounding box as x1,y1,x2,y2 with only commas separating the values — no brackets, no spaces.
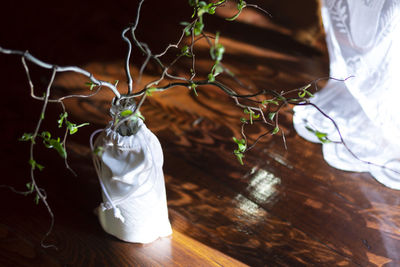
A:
1,0,399,266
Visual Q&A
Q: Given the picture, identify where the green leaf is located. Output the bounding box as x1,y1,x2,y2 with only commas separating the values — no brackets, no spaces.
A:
50,139,66,158
210,43,225,61
193,21,204,36
243,108,258,124
94,146,104,157
55,144,66,158
40,131,51,140
29,159,44,171
120,109,133,117
214,31,220,44
192,87,198,96
298,91,306,98
298,84,313,98
196,1,216,16
19,133,34,142
28,159,35,169
277,95,287,101
146,87,158,96
188,0,197,7
315,132,327,139
214,0,226,5
135,111,145,121
233,137,246,152
268,112,276,121
76,122,89,131
180,45,190,57
67,125,75,135
207,73,215,82
319,138,331,144
69,125,78,135
183,23,192,36
226,9,243,21
234,151,244,165
189,83,198,96
305,126,331,143
272,126,279,135
208,62,224,82
34,194,40,205
208,5,216,14
36,163,44,171
85,82,96,90
315,130,330,143
232,137,240,143
58,112,68,128
226,1,246,21
305,126,315,133
26,182,34,192
233,137,246,165
262,99,279,107
214,64,223,75
66,121,89,135
39,130,67,158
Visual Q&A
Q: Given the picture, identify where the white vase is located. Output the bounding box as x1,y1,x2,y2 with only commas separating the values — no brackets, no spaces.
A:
91,119,172,243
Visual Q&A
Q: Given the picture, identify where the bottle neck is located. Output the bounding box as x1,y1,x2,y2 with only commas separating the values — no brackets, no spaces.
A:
110,96,139,136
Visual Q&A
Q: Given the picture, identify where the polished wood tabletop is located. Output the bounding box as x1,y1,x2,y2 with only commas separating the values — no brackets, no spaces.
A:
1,1,399,266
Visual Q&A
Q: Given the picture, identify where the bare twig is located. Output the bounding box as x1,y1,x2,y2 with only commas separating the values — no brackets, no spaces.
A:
294,101,400,176
0,47,121,98
246,4,272,17
122,28,134,94
28,67,58,249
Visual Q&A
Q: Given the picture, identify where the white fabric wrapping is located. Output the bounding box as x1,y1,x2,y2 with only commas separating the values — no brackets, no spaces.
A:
92,120,172,243
293,0,400,189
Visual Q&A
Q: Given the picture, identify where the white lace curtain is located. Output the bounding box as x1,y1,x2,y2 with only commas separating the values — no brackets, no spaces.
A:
293,0,400,189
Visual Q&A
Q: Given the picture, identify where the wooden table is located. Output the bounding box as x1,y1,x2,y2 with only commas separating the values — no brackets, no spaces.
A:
1,1,399,266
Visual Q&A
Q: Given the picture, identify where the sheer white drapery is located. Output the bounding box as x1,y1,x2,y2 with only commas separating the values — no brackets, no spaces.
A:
293,0,400,189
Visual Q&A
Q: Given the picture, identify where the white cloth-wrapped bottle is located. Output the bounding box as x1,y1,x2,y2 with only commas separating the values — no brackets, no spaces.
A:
293,0,400,189
92,119,172,243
